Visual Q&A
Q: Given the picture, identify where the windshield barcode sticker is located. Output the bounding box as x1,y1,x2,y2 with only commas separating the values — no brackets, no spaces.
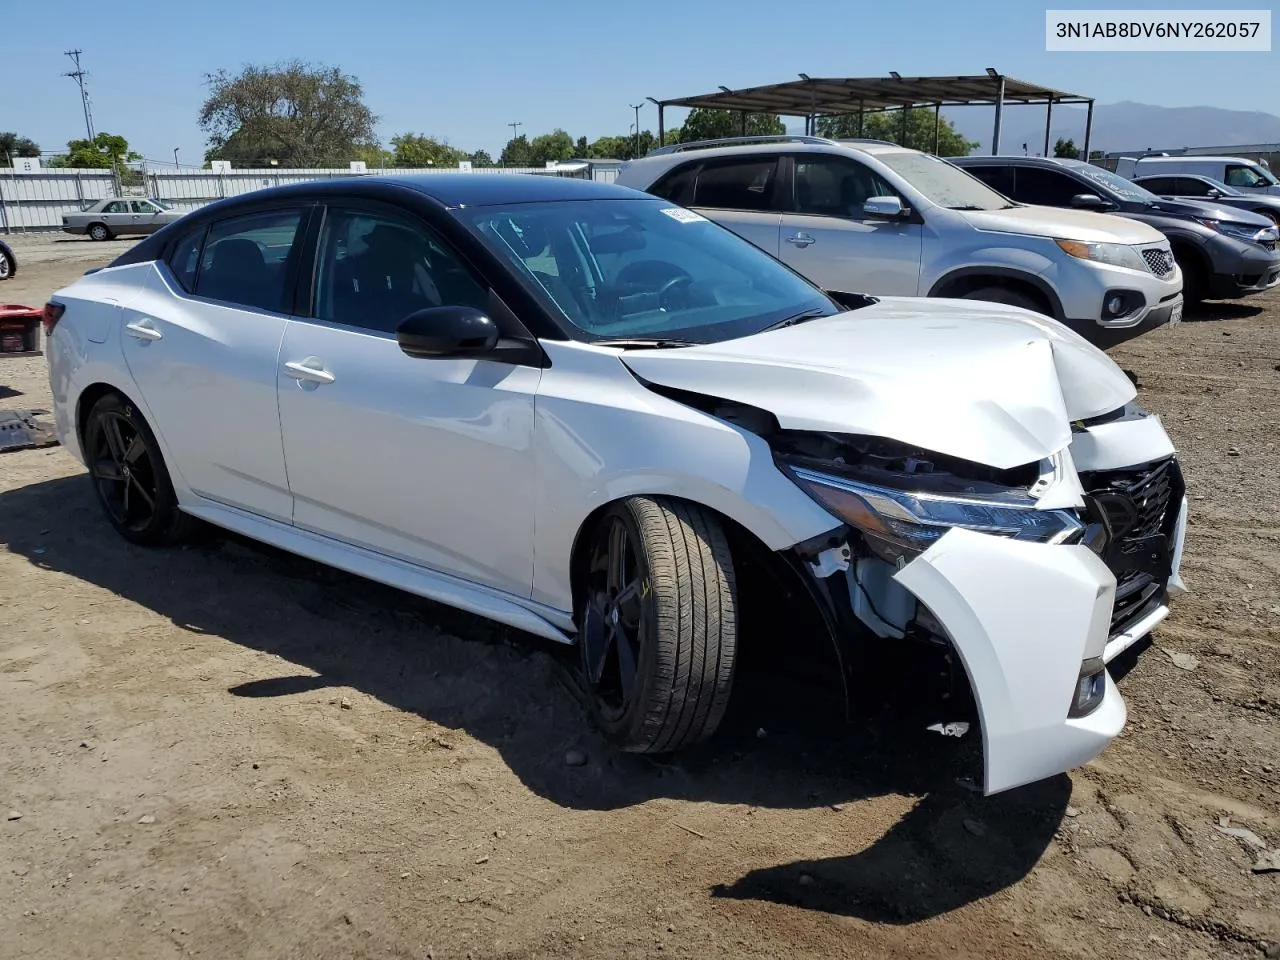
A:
661,208,707,223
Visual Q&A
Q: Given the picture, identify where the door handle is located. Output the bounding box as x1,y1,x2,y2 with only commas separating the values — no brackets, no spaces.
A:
786,233,816,248
283,358,336,385
124,318,163,341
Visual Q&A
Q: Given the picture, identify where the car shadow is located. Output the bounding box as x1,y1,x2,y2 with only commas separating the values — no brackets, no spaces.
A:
0,385,23,400
1182,301,1265,323
0,472,1070,924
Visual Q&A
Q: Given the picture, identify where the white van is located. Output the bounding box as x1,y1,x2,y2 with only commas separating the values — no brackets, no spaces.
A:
1116,155,1280,196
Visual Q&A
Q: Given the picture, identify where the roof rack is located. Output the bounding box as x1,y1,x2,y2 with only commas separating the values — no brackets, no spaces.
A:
832,138,900,146
646,134,838,156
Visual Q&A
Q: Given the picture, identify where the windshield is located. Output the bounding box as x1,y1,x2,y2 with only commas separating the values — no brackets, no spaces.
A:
150,198,173,210
461,199,839,344
1058,159,1160,203
875,151,1015,210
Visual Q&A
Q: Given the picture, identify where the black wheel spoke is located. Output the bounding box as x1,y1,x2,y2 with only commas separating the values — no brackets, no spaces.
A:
128,475,155,510
123,434,146,466
92,458,123,482
582,602,612,684
102,416,128,465
615,626,638,694
607,522,627,593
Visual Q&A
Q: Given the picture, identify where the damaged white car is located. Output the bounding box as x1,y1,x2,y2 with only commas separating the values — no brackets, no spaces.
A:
43,175,1188,795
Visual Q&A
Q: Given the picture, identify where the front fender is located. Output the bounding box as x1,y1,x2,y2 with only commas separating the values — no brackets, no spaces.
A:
894,528,1126,795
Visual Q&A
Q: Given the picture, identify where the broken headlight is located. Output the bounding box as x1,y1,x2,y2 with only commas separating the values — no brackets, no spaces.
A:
787,466,1084,565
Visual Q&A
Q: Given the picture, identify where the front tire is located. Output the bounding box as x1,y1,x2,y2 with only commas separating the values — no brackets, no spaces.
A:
0,246,14,281
82,393,192,546
88,222,111,242
958,285,1046,314
578,497,738,753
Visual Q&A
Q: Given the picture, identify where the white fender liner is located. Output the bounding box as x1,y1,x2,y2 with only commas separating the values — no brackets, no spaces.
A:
894,528,1128,795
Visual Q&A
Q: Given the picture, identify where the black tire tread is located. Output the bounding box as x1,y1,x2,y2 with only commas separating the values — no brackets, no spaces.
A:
959,285,1044,314
625,496,737,753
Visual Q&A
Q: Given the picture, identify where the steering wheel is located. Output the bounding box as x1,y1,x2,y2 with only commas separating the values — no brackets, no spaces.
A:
657,274,695,310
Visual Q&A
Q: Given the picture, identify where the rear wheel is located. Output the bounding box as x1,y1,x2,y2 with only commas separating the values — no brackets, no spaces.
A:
958,285,1046,314
88,222,111,242
578,497,738,753
82,393,192,546
0,246,13,281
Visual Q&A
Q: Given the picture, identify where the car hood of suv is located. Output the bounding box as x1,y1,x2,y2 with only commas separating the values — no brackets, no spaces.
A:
621,297,1137,471
963,204,1168,245
1145,196,1275,227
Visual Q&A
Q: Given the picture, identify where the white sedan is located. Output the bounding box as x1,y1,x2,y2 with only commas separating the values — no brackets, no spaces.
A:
42,174,1188,795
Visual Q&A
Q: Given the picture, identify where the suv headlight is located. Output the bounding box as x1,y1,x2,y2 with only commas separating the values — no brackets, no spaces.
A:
1055,239,1149,273
787,466,1084,565
1194,218,1278,245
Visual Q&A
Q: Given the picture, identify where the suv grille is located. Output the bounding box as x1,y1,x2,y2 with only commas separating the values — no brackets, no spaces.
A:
1141,247,1176,279
1082,457,1183,638
1261,238,1277,252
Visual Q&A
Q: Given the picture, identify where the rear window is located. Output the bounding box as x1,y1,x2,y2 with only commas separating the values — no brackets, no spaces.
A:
166,224,207,292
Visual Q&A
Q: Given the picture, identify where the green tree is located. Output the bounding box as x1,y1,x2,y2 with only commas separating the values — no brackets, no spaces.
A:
587,131,657,160
0,132,41,161
200,60,378,166
528,129,575,166
352,143,393,168
499,134,533,167
468,149,494,168
1088,150,1104,161
1054,137,1079,159
674,108,784,144
50,132,141,169
575,136,589,156
390,133,467,168
816,109,978,157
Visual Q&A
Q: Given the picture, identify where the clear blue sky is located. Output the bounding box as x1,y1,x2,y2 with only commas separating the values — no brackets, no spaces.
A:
4,0,1275,164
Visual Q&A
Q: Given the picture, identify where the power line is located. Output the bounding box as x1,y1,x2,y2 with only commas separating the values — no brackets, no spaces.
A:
63,49,95,142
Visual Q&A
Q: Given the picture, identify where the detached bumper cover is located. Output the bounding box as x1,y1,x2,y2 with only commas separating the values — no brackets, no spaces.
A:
894,528,1126,795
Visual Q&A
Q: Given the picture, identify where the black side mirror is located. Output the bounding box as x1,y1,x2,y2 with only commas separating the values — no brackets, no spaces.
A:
1070,193,1114,211
396,305,499,359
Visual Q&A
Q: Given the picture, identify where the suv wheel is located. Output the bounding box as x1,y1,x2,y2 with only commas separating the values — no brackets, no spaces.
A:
959,286,1046,315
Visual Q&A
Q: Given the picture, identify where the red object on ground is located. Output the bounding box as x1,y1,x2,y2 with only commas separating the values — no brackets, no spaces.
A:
0,304,42,354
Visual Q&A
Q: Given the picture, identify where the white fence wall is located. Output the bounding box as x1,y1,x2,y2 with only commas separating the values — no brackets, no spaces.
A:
0,164,616,233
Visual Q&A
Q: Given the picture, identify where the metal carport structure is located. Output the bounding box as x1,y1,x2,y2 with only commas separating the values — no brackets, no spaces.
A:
647,70,1096,158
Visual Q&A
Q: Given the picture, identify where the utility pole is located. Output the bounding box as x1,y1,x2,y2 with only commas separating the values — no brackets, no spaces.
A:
63,49,95,143
173,147,180,168
506,122,521,167
629,103,643,157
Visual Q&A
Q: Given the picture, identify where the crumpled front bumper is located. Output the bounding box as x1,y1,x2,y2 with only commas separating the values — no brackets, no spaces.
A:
894,527,1128,796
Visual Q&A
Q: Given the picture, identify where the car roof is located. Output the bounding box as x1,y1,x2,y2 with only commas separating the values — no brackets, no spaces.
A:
951,155,1071,167
230,173,647,208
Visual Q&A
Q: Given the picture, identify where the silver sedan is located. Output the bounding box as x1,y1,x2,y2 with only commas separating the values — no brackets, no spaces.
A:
63,197,186,241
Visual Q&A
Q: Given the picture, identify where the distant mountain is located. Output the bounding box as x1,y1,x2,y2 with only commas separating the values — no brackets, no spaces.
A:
947,100,1280,156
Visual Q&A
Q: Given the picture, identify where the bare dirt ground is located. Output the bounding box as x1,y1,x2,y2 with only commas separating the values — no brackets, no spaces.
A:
1,232,1277,960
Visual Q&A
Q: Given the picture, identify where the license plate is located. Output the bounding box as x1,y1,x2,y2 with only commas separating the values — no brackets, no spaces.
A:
1169,304,1183,325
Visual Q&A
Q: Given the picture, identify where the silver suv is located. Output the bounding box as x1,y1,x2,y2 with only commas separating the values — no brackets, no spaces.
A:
616,136,1185,347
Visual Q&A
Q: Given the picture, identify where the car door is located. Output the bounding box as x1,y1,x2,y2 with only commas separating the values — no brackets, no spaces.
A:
654,156,783,257
776,153,923,295
101,200,129,232
129,199,166,234
276,202,540,598
119,205,311,522
1223,162,1279,195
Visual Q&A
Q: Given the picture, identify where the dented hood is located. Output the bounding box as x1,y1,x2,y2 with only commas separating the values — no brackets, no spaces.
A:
621,297,1137,470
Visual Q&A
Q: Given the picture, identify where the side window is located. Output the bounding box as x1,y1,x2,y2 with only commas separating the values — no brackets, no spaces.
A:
1224,164,1263,188
1138,177,1178,194
166,224,206,292
963,165,1014,195
193,209,304,313
314,208,488,334
103,201,127,214
131,200,155,213
792,154,901,216
691,158,778,212
1174,177,1210,196
649,164,697,205
1010,167,1085,206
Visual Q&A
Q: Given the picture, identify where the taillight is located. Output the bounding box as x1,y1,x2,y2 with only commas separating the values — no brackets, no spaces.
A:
42,301,66,335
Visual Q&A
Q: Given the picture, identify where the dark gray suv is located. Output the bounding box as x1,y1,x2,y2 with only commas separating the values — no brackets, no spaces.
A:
952,156,1280,303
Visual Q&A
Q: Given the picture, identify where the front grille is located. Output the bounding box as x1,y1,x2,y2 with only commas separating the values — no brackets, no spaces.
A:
1081,457,1183,637
1260,238,1276,252
1141,247,1176,279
